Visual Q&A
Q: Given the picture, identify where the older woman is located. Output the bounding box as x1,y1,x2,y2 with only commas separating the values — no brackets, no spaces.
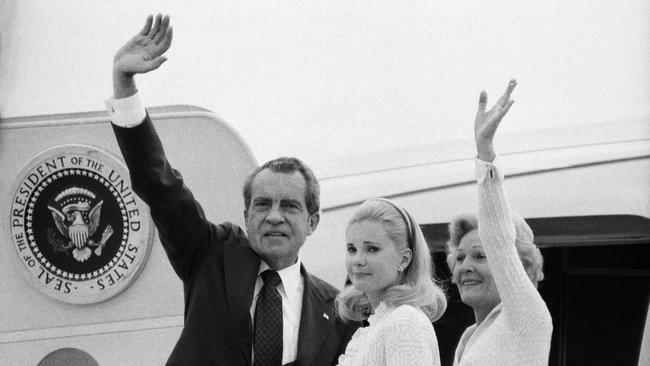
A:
446,80,552,366
336,198,447,366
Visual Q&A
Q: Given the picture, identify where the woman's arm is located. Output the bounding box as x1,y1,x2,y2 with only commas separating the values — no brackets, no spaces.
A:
474,80,551,328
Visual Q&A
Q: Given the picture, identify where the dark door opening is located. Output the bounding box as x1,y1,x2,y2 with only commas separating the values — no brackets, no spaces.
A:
423,215,650,366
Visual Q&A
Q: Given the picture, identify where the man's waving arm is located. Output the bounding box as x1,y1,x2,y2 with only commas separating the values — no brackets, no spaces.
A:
107,15,216,281
107,14,172,127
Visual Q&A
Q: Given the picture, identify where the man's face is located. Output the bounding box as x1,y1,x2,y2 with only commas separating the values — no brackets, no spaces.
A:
245,169,319,270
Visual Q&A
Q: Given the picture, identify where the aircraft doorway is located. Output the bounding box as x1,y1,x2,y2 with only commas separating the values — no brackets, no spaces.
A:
424,214,650,366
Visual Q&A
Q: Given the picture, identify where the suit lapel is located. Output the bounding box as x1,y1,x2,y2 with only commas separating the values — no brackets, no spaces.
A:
296,267,337,366
224,238,260,366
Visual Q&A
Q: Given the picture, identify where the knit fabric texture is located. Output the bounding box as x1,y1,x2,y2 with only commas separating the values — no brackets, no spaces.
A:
337,303,441,366
453,160,553,366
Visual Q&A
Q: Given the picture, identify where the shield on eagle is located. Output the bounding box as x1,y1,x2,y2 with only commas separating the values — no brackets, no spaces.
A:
47,187,113,262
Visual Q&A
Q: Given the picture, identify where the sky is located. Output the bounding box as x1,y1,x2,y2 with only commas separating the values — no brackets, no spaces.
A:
1,0,649,165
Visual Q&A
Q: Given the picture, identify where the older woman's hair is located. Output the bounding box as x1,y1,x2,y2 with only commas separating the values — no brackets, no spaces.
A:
336,198,447,322
446,212,544,286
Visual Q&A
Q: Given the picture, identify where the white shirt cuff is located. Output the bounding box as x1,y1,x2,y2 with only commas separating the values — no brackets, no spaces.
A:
475,155,504,184
104,92,146,128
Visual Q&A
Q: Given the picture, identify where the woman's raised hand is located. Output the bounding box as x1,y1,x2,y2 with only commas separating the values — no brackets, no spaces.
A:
474,79,517,162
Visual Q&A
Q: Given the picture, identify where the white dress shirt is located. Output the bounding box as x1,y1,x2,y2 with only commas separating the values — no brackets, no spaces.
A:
251,260,304,365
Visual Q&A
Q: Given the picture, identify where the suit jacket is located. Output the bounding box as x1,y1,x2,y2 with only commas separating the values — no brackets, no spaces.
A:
112,115,357,366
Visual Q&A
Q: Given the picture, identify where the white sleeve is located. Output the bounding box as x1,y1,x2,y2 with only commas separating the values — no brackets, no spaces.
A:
476,157,552,330
104,92,146,128
475,155,504,184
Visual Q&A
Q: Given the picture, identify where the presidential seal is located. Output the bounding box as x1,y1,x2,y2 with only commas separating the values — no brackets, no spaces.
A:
8,145,153,304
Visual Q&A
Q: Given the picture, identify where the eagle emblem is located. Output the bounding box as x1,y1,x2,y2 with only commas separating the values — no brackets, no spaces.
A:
47,187,114,262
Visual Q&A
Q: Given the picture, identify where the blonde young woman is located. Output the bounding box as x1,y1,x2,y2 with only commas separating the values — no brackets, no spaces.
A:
336,198,447,366
447,80,553,365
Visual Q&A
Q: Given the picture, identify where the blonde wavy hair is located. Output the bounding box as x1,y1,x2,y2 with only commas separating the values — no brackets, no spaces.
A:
446,212,544,287
336,198,447,322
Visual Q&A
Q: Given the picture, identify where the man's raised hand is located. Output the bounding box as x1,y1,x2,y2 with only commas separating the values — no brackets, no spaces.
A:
113,14,173,76
112,14,173,98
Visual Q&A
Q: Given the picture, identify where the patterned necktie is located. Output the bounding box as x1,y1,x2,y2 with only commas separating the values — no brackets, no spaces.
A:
254,270,283,366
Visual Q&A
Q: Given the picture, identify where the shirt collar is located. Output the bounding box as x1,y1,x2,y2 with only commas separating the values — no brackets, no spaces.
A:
258,258,302,305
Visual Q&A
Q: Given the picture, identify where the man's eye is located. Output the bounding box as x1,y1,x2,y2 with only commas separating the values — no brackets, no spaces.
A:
456,254,465,262
368,246,379,253
284,202,303,212
254,202,269,208
347,247,356,253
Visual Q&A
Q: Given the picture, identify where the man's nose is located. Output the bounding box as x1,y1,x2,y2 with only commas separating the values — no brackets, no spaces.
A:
265,204,285,224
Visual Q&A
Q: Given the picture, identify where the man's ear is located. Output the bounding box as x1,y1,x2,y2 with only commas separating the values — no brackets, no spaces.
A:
306,212,320,236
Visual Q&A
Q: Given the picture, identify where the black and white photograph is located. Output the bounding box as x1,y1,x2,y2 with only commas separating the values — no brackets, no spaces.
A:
1,1,649,365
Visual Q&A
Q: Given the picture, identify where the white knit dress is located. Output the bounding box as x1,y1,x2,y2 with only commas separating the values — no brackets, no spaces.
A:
453,159,553,366
337,303,441,366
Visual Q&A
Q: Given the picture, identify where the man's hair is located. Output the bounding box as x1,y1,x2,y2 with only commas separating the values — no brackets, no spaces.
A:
242,157,320,215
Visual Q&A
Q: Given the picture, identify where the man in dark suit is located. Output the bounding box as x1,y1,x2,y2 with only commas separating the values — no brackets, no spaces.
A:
106,14,357,366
